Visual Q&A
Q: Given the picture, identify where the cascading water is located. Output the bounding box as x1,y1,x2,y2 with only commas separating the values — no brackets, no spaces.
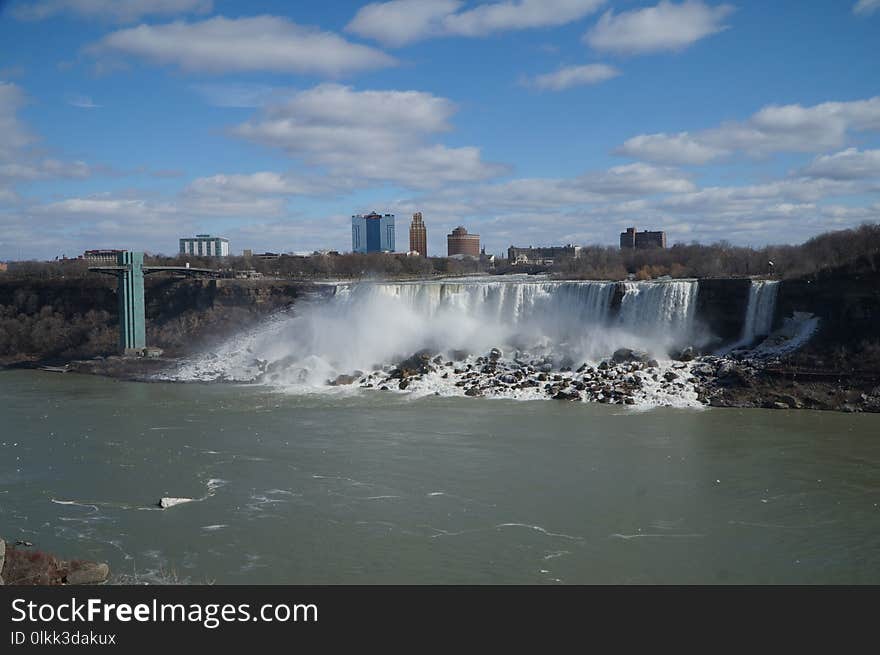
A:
739,280,780,345
617,280,699,353
171,277,701,389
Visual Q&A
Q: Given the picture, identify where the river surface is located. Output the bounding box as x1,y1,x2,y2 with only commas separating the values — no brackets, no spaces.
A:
1,370,878,584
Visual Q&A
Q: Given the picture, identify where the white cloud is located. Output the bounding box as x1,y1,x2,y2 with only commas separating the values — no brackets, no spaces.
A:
347,0,606,47
615,132,727,165
617,96,880,164
232,84,506,189
803,148,880,180
529,63,620,91
0,82,96,206
11,0,212,22
0,159,91,181
854,0,880,16
66,93,101,108
185,171,358,202
584,1,734,55
0,82,32,162
347,0,463,47
89,16,397,77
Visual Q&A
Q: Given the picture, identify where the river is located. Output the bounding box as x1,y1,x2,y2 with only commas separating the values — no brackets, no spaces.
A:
2,370,878,584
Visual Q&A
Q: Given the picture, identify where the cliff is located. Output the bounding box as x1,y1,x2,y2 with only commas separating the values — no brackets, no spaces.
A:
0,277,328,365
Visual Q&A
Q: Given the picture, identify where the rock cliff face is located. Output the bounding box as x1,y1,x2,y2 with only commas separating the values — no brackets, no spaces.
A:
695,278,752,343
775,257,880,350
0,277,327,364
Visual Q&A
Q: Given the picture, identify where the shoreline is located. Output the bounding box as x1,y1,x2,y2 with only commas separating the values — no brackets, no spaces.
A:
5,350,878,414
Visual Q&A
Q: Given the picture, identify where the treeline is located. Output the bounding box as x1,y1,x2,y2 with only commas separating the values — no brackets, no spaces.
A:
0,252,490,280
148,252,489,279
553,223,880,280
3,222,879,282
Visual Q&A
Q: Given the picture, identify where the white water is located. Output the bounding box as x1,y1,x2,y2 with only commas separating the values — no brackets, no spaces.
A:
172,277,702,390
740,280,780,345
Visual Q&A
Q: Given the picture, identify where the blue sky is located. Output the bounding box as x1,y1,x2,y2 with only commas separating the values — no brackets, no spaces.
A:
0,0,878,259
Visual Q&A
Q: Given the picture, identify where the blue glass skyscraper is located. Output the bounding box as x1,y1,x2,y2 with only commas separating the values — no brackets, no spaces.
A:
352,212,395,253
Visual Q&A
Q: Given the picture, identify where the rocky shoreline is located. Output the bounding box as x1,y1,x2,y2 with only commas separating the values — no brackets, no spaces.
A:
5,342,879,413
0,538,109,586
324,346,880,414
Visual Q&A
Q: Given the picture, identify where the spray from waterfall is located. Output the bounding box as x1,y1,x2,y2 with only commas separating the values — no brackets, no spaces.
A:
172,277,702,387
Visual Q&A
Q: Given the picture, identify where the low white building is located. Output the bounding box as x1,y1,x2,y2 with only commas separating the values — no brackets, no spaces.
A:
179,234,229,257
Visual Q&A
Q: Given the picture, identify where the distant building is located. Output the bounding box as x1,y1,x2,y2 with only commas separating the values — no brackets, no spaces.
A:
82,249,125,264
179,234,230,257
352,212,395,253
409,212,427,256
507,244,581,265
620,227,666,249
242,249,253,258
0,262,7,273
447,226,480,257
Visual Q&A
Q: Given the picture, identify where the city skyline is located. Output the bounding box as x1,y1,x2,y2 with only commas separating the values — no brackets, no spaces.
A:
1,1,879,260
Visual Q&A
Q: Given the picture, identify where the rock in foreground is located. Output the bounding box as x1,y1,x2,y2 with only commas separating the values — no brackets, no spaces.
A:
0,538,109,586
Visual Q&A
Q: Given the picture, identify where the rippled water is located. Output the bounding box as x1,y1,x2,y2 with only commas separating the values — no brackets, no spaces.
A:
2,370,879,584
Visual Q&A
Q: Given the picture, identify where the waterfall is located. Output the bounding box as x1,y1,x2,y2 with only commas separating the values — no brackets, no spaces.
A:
617,280,699,352
739,280,779,345
173,277,703,385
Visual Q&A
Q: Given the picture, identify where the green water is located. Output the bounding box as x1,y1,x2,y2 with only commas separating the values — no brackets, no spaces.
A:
1,370,878,584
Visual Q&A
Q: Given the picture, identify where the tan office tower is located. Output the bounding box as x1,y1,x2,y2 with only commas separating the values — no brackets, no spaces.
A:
447,226,480,257
409,212,427,256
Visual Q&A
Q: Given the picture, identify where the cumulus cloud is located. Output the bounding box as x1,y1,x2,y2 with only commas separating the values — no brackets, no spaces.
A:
615,132,727,165
89,15,397,77
11,0,212,22
232,84,507,189
616,96,880,164
347,0,606,47
584,1,734,55
853,0,880,16
528,63,620,91
802,148,880,180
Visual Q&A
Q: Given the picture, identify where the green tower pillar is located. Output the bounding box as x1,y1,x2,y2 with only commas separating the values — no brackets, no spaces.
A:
117,251,146,353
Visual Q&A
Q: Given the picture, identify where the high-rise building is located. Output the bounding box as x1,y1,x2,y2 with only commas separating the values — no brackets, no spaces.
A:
179,234,230,257
447,226,480,257
409,212,427,256
352,212,395,253
620,226,666,249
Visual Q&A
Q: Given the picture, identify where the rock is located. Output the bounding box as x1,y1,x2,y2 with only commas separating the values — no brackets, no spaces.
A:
646,359,659,369
598,361,609,371
717,362,750,387
464,387,482,397
450,349,470,361
64,562,109,586
673,347,696,362
488,348,503,361
398,378,411,390
624,397,636,405
776,394,801,409
328,374,357,386
612,348,651,364
553,390,581,401
0,542,109,586
158,497,195,509
663,371,679,382
393,350,435,378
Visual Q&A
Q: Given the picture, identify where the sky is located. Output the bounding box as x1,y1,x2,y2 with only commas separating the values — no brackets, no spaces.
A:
0,0,878,260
